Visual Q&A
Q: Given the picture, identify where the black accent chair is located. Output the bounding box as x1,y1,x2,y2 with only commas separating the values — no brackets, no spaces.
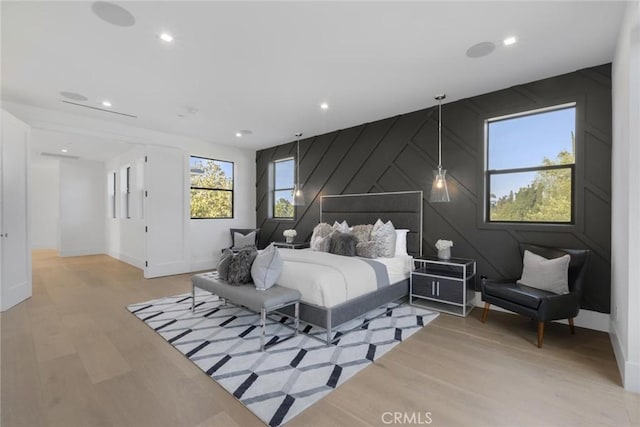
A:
480,244,590,348
229,228,261,251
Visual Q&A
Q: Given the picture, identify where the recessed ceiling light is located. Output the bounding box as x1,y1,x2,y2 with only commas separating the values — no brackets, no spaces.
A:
102,100,112,107
61,149,68,153
503,36,517,46
235,132,242,138
159,32,174,43
320,102,329,110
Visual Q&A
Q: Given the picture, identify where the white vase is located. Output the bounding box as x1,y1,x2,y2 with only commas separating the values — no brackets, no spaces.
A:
438,247,451,260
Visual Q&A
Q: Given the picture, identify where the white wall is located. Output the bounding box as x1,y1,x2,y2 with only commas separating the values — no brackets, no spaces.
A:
30,158,59,249
611,0,640,393
58,159,106,256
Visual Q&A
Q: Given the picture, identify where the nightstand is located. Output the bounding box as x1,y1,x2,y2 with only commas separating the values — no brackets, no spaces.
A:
410,256,476,316
272,242,310,250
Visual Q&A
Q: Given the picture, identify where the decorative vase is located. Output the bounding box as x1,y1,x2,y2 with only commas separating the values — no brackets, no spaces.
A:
285,236,294,244
438,247,451,260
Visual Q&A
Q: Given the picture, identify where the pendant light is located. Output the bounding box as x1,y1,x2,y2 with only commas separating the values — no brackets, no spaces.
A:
429,94,450,203
293,132,305,206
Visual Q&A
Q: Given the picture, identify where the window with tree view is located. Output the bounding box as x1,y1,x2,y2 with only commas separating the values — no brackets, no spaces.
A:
486,104,576,223
190,156,233,219
273,158,294,219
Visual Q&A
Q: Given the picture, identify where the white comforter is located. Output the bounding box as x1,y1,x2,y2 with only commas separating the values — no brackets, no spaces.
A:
276,249,412,308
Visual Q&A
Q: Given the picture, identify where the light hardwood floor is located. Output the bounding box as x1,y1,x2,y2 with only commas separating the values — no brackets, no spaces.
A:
1,250,638,426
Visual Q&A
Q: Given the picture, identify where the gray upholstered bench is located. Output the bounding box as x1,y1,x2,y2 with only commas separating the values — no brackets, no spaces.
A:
191,272,301,351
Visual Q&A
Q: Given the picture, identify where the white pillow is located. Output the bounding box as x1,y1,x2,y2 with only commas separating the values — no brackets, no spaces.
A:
251,244,283,291
395,229,409,256
371,219,396,258
332,220,350,233
517,250,570,294
233,231,256,248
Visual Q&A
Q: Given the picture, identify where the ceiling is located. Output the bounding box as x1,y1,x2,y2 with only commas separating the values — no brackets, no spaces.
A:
1,1,628,152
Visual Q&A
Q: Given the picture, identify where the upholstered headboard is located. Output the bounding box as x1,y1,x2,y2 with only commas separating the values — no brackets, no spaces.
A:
320,191,423,256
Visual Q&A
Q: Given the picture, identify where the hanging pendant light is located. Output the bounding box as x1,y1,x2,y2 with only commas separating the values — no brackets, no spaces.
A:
293,132,305,206
429,94,451,203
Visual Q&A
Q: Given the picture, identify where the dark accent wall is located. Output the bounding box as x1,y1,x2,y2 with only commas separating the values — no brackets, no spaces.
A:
256,64,612,313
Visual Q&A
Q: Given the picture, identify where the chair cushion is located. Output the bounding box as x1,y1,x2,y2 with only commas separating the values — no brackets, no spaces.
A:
483,281,555,309
517,250,570,294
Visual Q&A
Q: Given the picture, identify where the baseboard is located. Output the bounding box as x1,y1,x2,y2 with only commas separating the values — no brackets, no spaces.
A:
107,250,145,270
610,320,640,393
1,279,32,311
473,291,610,332
59,248,105,257
190,259,216,273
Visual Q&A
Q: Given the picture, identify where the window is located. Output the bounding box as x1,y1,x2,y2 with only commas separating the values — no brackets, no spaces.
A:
272,158,295,219
125,166,131,219
486,104,576,223
190,156,233,219
119,165,131,219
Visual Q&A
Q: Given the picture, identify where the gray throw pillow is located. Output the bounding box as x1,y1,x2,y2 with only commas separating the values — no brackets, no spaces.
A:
371,219,396,258
217,248,234,281
351,224,373,245
356,241,377,258
233,231,256,249
329,231,358,257
310,223,332,251
251,244,283,291
517,250,570,294
227,247,258,285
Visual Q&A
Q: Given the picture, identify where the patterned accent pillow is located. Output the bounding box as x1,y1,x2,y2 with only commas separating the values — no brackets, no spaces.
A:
227,247,258,285
351,224,373,245
217,248,234,281
233,231,256,249
310,223,332,251
371,219,396,258
356,241,377,258
251,244,283,291
329,231,358,257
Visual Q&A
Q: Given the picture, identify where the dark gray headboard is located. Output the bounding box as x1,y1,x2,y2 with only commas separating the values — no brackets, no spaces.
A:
320,191,423,256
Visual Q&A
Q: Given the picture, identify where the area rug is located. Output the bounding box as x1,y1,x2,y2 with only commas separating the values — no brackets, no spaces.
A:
127,292,437,426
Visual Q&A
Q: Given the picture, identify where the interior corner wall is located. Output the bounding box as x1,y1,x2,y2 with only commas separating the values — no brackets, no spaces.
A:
30,159,59,249
59,159,106,257
256,64,613,316
611,0,640,393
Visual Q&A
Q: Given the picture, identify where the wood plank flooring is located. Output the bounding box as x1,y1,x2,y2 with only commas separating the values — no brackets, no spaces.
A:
1,250,638,426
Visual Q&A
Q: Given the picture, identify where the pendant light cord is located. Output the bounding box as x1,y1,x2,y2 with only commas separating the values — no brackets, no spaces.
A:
295,132,302,189
435,94,446,171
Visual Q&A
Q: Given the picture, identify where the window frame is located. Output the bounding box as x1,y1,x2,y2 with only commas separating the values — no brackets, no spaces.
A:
484,103,577,225
189,155,234,220
271,157,295,220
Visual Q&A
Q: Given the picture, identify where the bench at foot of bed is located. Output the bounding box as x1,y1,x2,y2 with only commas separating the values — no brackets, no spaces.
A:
191,272,301,351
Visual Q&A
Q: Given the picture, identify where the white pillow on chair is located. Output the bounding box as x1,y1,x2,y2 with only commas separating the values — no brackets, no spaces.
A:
233,231,256,248
517,250,570,294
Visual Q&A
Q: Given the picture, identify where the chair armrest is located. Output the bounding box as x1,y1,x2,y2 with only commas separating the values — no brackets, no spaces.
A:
538,292,581,321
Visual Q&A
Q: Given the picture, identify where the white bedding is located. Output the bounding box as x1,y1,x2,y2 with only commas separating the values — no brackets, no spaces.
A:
276,249,413,308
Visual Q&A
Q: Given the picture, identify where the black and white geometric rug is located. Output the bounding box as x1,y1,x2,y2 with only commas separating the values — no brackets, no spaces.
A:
127,292,437,426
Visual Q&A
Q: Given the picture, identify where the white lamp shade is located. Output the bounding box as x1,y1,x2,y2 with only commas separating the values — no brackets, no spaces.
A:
293,184,305,206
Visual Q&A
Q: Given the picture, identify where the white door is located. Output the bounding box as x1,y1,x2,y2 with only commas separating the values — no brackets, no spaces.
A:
144,145,189,278
1,110,31,311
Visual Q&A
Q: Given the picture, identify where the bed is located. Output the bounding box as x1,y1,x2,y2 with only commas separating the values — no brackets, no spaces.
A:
277,190,423,344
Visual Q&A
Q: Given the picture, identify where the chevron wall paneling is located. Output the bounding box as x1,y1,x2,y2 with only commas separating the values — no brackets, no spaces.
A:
256,64,612,313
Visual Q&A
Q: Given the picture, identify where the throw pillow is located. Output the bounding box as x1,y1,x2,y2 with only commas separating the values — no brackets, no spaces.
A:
310,223,332,251
251,244,283,291
371,219,396,258
517,250,571,294
331,220,350,233
227,246,258,285
329,231,358,256
233,231,256,249
351,224,373,245
314,233,332,252
395,229,410,256
217,248,234,281
356,241,377,258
